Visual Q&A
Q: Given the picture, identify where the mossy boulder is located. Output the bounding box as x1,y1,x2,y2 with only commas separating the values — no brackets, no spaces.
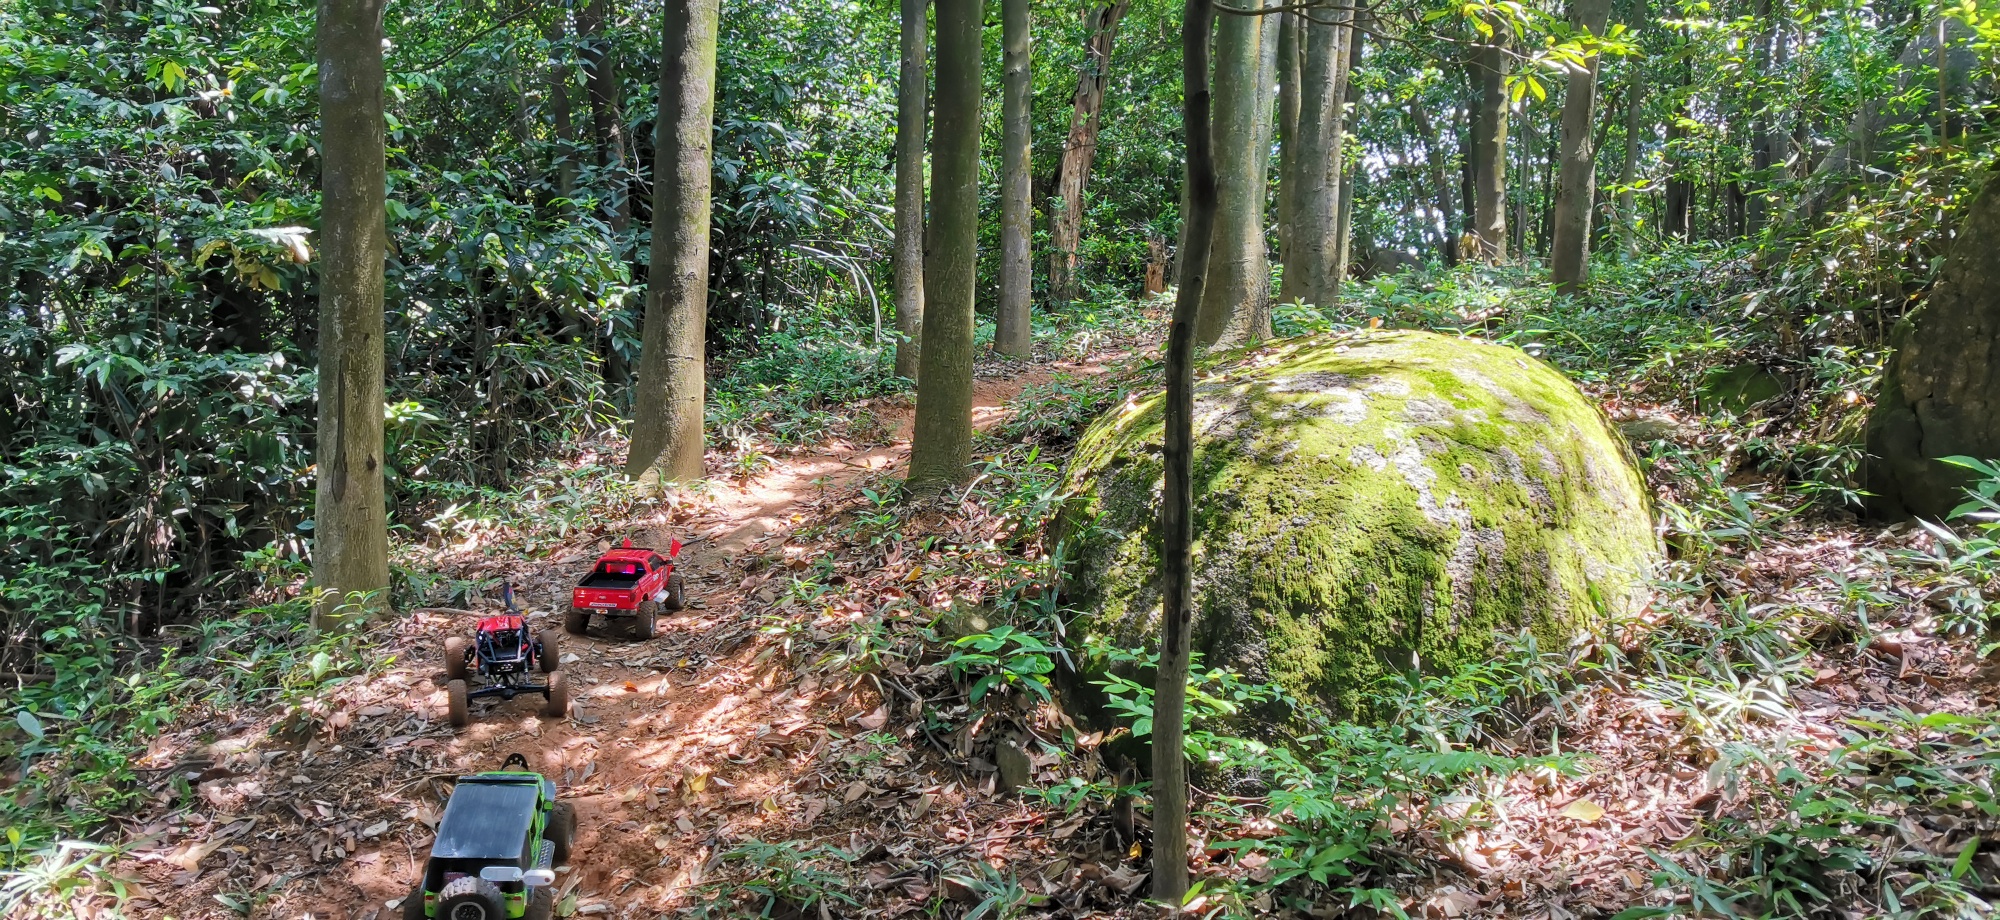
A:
1053,330,1658,729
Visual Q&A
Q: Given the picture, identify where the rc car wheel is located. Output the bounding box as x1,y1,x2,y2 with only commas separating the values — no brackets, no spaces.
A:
544,670,569,719
563,607,589,636
434,876,506,920
536,628,561,673
630,599,659,640
664,573,687,611
443,636,470,682
523,885,554,920
402,885,426,920
549,801,577,865
447,679,470,728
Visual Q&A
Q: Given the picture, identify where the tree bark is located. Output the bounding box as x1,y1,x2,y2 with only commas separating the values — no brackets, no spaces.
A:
906,0,982,493
894,0,929,380
1469,16,1510,262
995,0,1033,356
1864,173,2000,520
1157,0,1216,902
1194,0,1278,347
1049,0,1132,307
314,0,390,627
626,0,719,483
1549,0,1611,294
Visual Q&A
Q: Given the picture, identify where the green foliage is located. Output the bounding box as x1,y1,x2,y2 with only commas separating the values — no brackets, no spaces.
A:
690,840,859,919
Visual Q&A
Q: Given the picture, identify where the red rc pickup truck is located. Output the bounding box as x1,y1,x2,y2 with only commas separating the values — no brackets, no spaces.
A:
565,538,686,640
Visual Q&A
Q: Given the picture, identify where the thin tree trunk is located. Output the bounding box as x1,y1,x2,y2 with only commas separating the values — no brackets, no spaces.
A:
1050,0,1132,306
1275,11,1302,303
1550,0,1611,293
1746,0,1775,231
1513,101,1530,257
1328,3,1364,289
626,0,720,482
1156,0,1216,902
314,0,390,627
1410,100,1459,264
1289,3,1349,307
578,0,632,235
1664,49,1693,237
907,0,982,493
1617,56,1644,251
894,0,929,380
995,0,1033,356
1469,16,1509,262
543,14,580,203
1195,0,1278,346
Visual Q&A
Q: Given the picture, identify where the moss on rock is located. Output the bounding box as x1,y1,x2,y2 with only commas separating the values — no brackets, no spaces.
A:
1054,330,1658,729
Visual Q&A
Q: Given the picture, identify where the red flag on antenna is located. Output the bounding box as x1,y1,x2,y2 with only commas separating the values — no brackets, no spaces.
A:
621,537,632,548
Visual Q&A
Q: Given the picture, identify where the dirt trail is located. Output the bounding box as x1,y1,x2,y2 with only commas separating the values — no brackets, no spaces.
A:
121,353,1117,919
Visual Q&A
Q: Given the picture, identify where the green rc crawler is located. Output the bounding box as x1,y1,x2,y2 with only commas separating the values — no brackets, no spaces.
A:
404,754,578,920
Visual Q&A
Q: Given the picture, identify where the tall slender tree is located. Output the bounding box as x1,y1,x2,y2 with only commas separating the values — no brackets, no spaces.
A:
1194,0,1278,347
577,0,632,235
1328,3,1365,288
907,0,983,493
1275,11,1302,303
894,0,929,380
1288,2,1353,308
1155,0,1216,901
1549,0,1612,293
313,0,389,627
1468,14,1510,262
995,0,1033,357
1049,0,1132,307
627,0,720,483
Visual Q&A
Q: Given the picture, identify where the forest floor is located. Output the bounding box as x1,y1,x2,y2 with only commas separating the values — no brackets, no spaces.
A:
82,314,2000,920
112,340,1152,919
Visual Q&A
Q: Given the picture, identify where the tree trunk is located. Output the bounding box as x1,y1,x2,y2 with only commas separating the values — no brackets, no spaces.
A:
907,0,982,493
1287,4,1350,308
1549,0,1611,293
1194,0,1278,347
543,13,580,203
1049,0,1132,307
314,0,390,627
578,0,632,235
1663,49,1693,237
995,0,1033,356
1616,55,1644,251
1864,173,2000,520
894,0,928,380
1328,4,1364,289
1156,0,1216,902
1469,17,1509,262
1274,11,1302,303
626,0,719,483
1409,100,1459,265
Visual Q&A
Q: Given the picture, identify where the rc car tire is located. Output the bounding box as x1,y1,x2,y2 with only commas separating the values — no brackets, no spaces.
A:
434,877,506,920
544,670,569,719
664,573,686,611
536,628,561,673
446,679,470,728
523,885,554,920
563,607,589,636
549,802,577,865
402,885,425,920
631,599,659,640
443,636,470,682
